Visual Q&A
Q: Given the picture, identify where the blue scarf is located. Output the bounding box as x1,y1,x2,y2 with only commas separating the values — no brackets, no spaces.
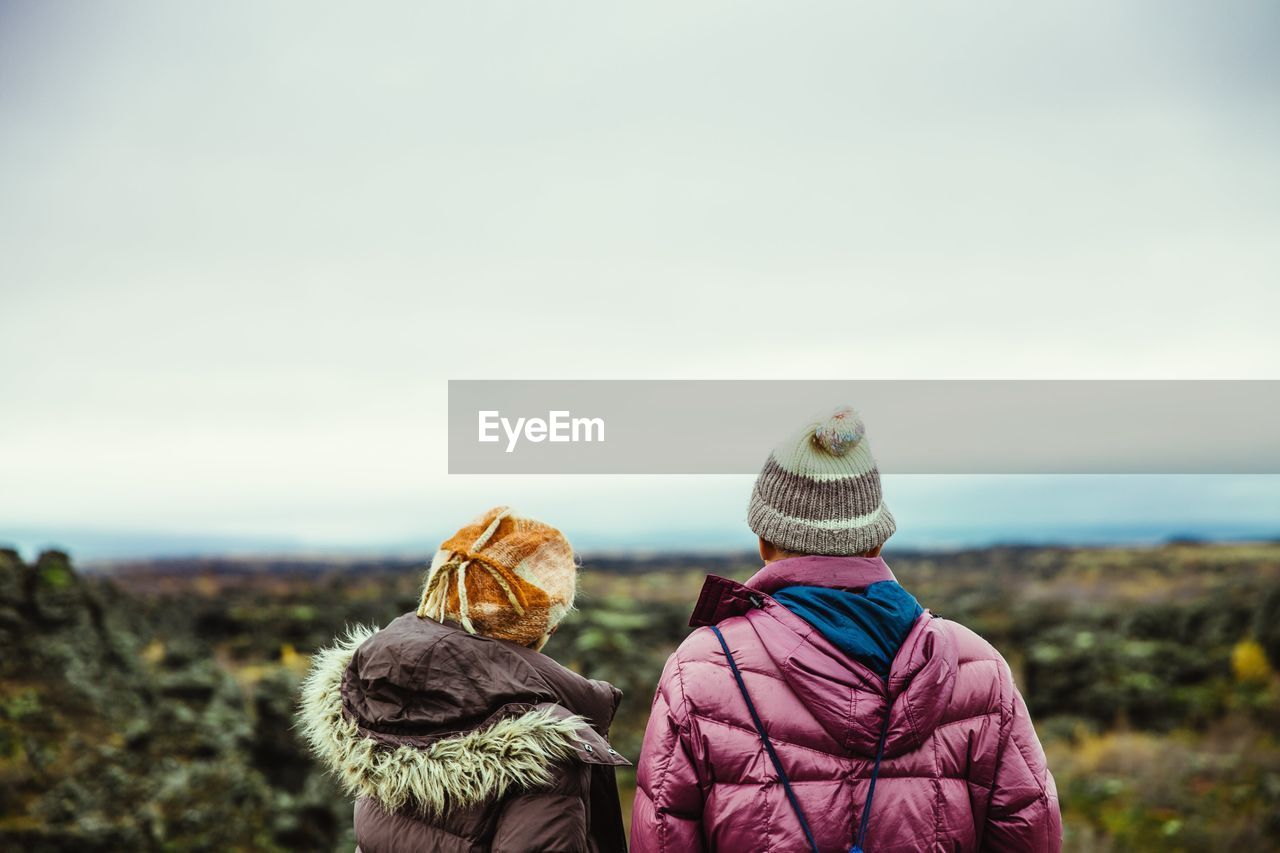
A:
773,581,923,678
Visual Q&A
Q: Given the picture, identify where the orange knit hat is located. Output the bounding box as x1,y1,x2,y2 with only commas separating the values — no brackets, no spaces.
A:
416,507,578,646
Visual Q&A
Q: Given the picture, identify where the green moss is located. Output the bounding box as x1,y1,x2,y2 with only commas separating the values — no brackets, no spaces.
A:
0,689,41,722
36,560,73,591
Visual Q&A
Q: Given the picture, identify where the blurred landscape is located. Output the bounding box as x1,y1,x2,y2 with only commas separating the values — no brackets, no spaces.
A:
2,542,1279,852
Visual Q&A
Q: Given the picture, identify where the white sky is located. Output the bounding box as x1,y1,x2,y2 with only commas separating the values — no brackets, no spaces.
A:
1,2,1278,557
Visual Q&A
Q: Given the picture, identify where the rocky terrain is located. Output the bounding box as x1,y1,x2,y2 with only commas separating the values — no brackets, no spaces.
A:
0,548,350,852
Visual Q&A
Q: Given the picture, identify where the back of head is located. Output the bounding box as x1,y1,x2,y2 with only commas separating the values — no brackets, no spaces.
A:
417,506,577,647
748,406,895,555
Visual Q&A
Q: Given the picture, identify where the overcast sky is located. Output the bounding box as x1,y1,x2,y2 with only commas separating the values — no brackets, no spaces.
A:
2,2,1278,558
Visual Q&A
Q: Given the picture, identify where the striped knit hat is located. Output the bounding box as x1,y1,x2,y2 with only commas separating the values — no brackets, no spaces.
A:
416,507,577,646
748,406,896,555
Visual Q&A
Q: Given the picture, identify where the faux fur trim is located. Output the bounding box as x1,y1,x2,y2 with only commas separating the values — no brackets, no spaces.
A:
298,624,588,815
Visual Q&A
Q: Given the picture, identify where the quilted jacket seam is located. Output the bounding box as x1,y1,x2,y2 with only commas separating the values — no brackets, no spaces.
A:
956,656,1001,668
931,731,943,849
935,710,1000,730
846,686,856,752
763,764,773,851
690,713,855,763
688,707,1000,763
1007,726,1047,811
708,774,973,785
1041,788,1051,850
900,680,923,753
686,714,975,785
671,646,694,723
693,662,788,685
989,661,1015,799
654,651,696,853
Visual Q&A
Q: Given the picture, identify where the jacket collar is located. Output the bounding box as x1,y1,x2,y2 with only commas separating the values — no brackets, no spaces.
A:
690,555,897,627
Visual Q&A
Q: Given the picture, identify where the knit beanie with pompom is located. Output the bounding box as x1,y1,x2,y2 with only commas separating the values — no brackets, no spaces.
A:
748,406,896,556
416,506,577,647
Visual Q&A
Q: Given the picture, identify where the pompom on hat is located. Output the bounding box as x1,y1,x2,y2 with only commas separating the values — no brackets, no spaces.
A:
417,507,577,646
748,406,896,556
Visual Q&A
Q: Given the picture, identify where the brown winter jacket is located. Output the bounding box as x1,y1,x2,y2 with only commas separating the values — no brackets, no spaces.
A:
299,612,630,852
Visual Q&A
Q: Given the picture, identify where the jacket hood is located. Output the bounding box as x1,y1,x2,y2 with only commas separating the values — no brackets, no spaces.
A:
298,613,627,816
691,555,958,759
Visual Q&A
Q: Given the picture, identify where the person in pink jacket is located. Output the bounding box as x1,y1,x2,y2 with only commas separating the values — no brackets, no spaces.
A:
632,407,1062,852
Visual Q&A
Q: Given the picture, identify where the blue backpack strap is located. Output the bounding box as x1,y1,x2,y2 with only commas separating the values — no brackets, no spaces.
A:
709,625,821,853
850,704,892,853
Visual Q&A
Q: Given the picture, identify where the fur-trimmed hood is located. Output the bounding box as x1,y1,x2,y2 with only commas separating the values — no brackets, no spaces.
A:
298,614,628,816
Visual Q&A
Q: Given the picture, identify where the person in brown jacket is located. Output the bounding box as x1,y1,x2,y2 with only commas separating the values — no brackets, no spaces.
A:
300,507,630,852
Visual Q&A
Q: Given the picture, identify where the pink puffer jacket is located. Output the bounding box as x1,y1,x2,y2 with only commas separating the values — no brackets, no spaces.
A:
631,556,1061,852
